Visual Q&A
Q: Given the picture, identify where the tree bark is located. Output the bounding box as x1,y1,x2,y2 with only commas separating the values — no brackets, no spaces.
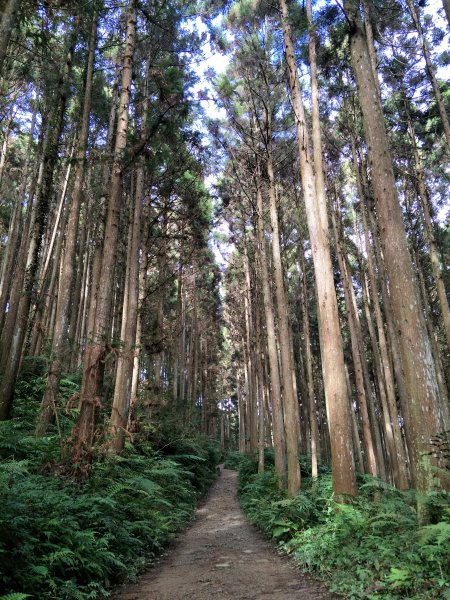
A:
345,0,443,495
279,0,356,498
71,0,137,463
109,85,146,451
36,12,98,435
298,243,319,478
0,19,77,420
355,178,409,489
253,270,265,474
406,0,450,146
442,0,450,28
238,375,246,454
0,105,36,329
242,241,258,455
404,101,450,350
266,134,301,496
0,0,20,75
255,174,287,486
331,201,378,477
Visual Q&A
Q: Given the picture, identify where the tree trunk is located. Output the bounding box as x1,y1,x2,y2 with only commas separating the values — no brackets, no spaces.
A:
36,12,98,435
242,241,258,455
299,243,319,477
0,113,12,190
0,19,77,420
404,102,450,350
279,0,356,498
406,0,450,146
253,272,265,474
0,0,20,75
345,0,443,495
71,0,137,463
109,90,145,451
355,147,411,487
442,0,450,28
410,234,450,430
266,134,301,496
68,208,89,368
331,201,378,477
356,184,409,489
255,174,287,486
0,105,36,329
238,376,246,454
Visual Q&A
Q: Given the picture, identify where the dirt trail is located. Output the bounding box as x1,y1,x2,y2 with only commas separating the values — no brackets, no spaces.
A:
119,467,339,600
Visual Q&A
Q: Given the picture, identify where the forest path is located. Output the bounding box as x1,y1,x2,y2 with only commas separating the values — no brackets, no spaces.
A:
118,467,339,599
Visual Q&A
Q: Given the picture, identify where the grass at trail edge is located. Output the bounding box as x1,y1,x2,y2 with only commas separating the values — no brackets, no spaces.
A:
224,450,450,600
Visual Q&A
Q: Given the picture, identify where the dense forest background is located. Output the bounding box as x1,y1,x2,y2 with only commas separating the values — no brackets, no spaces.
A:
0,0,449,598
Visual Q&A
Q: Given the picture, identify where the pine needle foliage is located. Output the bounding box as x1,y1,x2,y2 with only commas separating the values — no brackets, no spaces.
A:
234,454,450,600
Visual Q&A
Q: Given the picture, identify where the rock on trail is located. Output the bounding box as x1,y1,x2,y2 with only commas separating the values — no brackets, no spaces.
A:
118,467,339,599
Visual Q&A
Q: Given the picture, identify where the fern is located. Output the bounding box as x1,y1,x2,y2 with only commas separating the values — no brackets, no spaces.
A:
418,521,450,546
0,459,29,477
236,457,450,600
0,371,220,600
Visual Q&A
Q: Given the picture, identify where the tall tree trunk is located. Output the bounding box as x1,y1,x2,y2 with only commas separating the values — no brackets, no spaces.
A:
36,12,98,435
0,112,12,190
0,144,43,355
355,181,409,489
255,174,287,486
109,170,141,451
345,363,364,472
238,374,246,454
172,266,182,403
266,133,301,496
0,0,20,75
305,0,327,231
68,207,89,368
253,270,265,474
345,0,443,495
410,232,450,429
404,101,450,350
0,105,36,329
71,0,137,463
0,20,77,420
355,146,412,485
30,194,68,357
29,144,73,358
109,76,147,450
299,243,319,478
442,0,450,28
279,0,356,498
331,201,378,477
154,209,167,392
242,241,258,455
128,239,148,427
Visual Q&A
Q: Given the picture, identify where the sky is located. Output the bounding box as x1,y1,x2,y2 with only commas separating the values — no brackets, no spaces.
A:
186,1,450,271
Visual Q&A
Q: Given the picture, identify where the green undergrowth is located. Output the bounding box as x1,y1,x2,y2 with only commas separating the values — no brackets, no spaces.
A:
231,450,450,600
0,368,220,599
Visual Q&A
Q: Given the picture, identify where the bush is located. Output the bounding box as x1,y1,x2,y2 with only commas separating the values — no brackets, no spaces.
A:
223,450,252,470
0,436,219,599
0,373,220,599
237,459,450,600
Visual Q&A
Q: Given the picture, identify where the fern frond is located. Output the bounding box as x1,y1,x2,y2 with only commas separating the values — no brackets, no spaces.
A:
418,521,450,546
0,460,30,476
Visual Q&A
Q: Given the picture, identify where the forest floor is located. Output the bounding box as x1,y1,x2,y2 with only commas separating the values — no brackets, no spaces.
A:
117,467,339,599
